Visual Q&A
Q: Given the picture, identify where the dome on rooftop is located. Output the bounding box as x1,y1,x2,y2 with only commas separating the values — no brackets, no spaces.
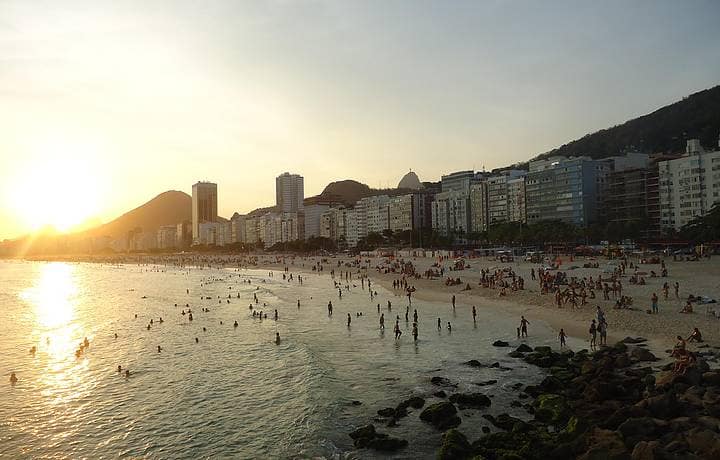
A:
398,170,423,190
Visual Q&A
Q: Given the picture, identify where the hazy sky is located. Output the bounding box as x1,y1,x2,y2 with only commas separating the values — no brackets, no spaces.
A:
1,0,719,239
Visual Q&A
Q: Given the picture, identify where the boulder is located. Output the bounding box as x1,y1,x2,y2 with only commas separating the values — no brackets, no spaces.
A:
420,402,462,430
465,359,484,368
578,428,631,460
685,428,720,457
534,394,570,425
366,435,408,451
397,396,425,411
703,371,720,386
482,413,527,431
431,376,457,387
493,340,510,347
349,424,376,441
622,337,648,344
377,408,396,417
433,390,447,398
437,429,472,460
630,347,657,362
449,392,491,409
516,344,533,353
631,441,662,460
474,380,497,387
617,417,665,446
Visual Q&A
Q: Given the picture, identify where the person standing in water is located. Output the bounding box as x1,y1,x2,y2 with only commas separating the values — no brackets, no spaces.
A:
437,317,441,330
520,316,530,337
558,328,567,348
405,306,409,322
328,301,333,316
380,313,385,330
472,306,477,322
394,320,402,339
412,322,418,341
347,313,352,327
451,295,456,309
447,322,452,333
275,333,281,345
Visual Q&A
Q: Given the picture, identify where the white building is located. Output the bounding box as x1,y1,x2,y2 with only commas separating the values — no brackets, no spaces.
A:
487,170,526,225
304,204,330,239
192,181,218,243
276,172,304,213
157,225,177,249
507,176,527,224
358,195,390,235
470,182,489,233
197,222,222,246
431,189,471,237
230,213,246,244
659,138,720,231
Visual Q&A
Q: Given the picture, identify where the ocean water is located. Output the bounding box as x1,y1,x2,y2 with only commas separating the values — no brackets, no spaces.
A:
0,260,571,459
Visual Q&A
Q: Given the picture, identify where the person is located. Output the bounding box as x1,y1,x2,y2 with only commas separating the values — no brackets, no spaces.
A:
275,333,281,345
157,345,162,353
274,310,278,321
452,295,456,309
380,313,385,330
405,306,409,322
520,316,530,338
347,313,352,327
297,299,300,308
558,328,567,348
651,293,659,314
195,337,199,343
328,301,333,316
674,335,687,353
589,319,597,349
394,321,402,339
687,328,703,343
472,306,477,322
674,282,680,299
413,309,418,323
125,370,131,378
10,372,18,384
680,301,693,314
437,317,441,330
447,322,452,333
598,321,607,346
412,322,418,341
117,365,122,373
84,337,90,348
234,321,238,328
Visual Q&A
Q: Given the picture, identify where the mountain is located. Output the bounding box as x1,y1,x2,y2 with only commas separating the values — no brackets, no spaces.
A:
85,190,191,239
536,85,720,161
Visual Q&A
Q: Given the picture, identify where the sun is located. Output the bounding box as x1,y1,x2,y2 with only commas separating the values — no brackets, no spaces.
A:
5,141,106,233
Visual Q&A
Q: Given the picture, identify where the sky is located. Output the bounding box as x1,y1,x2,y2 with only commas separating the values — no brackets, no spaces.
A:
1,0,719,239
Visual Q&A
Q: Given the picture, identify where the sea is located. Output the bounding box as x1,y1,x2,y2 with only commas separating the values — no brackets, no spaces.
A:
0,260,579,459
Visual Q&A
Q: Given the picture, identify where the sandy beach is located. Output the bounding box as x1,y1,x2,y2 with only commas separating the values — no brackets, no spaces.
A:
26,251,720,357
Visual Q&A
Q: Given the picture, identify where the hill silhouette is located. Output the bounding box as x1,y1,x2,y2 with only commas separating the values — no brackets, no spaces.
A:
536,85,720,161
85,190,191,239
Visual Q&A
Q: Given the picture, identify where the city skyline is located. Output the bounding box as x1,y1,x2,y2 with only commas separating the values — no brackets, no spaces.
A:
2,1,720,240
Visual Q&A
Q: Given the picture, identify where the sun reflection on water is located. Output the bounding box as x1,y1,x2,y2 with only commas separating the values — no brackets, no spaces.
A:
20,263,91,403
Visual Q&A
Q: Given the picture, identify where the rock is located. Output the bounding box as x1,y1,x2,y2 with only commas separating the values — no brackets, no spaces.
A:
377,408,396,417
490,362,500,368
493,340,510,347
510,400,522,408
630,347,657,362
433,390,447,398
622,337,648,344
614,355,632,368
438,429,472,460
349,424,376,441
559,416,588,441
366,435,408,451
534,394,570,425
617,417,665,445
449,392,492,409
578,428,631,460
465,359,484,368
613,342,629,353
703,371,720,386
508,350,525,358
631,440,662,460
685,428,720,457
420,402,461,430
516,344,533,353
431,376,457,387
534,346,552,354
482,413,527,431
481,426,490,433
474,380,497,386
351,400,362,406
636,392,681,419
400,396,424,409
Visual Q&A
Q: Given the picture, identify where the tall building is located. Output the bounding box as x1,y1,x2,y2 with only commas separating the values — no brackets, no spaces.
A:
431,190,471,237
157,225,177,249
304,203,330,239
659,138,720,231
526,157,610,227
440,170,476,193
507,176,527,223
192,182,218,243
276,172,304,213
230,213,246,243
388,193,432,233
486,171,526,225
469,181,489,233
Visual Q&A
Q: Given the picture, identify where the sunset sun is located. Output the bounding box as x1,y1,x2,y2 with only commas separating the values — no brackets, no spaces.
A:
5,144,105,233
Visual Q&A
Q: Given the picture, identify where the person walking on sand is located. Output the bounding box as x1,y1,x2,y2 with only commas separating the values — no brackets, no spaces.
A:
589,320,597,350
651,293,659,314
598,320,607,346
558,328,567,348
520,316,530,338
674,282,680,299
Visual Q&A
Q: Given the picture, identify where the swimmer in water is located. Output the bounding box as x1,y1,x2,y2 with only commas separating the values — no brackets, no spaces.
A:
195,337,199,343
157,345,162,353
275,333,281,345
10,373,18,384
125,370,130,378
117,365,122,372
29,346,36,355
234,321,238,328
447,322,452,333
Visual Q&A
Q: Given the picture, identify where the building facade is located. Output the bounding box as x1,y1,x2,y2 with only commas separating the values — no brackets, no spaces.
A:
469,181,489,233
659,139,720,231
192,181,218,243
276,172,304,213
